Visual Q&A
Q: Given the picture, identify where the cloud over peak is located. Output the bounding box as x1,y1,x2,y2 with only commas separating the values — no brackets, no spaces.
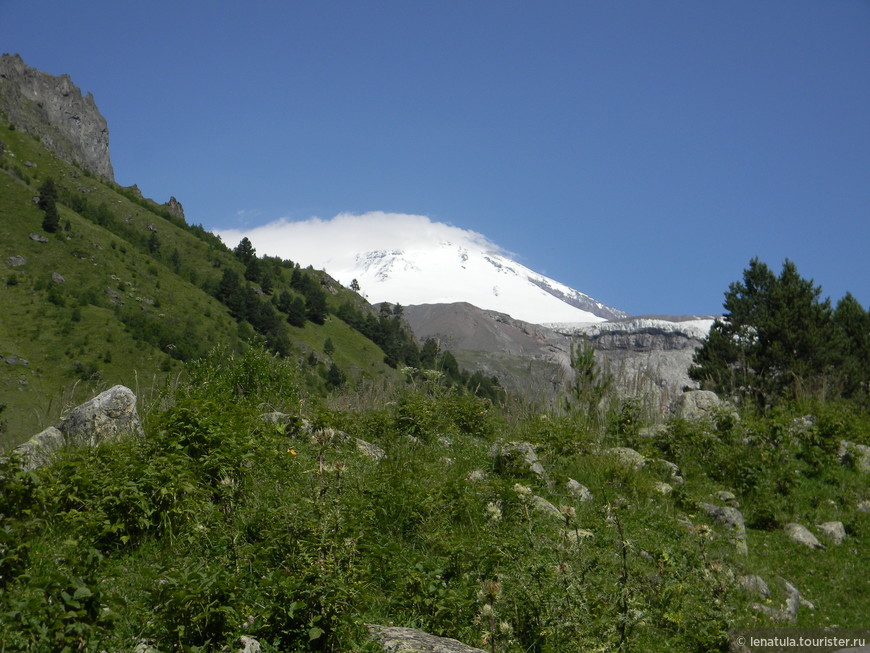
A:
216,211,504,270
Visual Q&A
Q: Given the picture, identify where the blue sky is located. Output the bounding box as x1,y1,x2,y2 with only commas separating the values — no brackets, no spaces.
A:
2,1,868,316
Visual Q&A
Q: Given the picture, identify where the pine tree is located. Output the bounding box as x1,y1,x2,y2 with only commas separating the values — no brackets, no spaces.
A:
38,177,60,233
690,258,835,405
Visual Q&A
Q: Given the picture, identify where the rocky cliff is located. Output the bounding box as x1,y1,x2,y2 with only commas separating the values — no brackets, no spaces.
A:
404,304,715,407
0,53,114,180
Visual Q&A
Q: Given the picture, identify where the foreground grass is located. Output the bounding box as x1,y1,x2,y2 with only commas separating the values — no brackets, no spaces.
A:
0,347,867,652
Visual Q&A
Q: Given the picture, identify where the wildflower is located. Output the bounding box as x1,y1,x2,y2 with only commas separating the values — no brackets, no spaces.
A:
485,501,502,521
513,483,532,497
498,620,512,635
560,505,576,519
480,603,494,617
287,448,297,455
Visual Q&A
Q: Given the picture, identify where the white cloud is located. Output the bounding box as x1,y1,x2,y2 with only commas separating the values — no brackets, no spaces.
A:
216,211,505,270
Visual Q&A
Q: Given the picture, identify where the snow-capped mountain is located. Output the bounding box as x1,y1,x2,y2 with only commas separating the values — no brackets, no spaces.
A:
218,212,627,325
338,242,626,325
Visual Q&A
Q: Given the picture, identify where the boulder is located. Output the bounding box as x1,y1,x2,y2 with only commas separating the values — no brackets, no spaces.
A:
367,624,486,652
672,390,733,422
784,523,825,550
356,438,386,461
602,447,645,470
59,385,144,447
14,426,64,470
488,441,546,479
29,232,49,243
816,521,846,546
529,495,563,521
566,478,592,501
647,458,684,485
5,255,26,267
738,574,770,599
51,271,65,284
700,502,748,555
838,440,870,473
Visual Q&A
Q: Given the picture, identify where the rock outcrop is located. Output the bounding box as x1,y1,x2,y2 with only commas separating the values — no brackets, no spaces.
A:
13,385,143,469
0,53,114,180
367,624,486,652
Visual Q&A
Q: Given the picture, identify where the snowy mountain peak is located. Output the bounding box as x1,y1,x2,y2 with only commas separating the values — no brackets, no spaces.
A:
218,212,627,325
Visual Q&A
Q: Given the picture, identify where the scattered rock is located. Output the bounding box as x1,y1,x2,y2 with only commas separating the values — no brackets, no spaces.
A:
51,271,65,284
28,232,48,243
23,160,35,168
13,426,65,470
857,500,870,513
602,447,645,470
647,458,684,485
816,521,846,545
367,624,486,652
714,490,737,504
356,438,386,461
751,578,805,623
133,640,160,653
528,494,563,521
5,355,28,366
738,574,770,599
700,502,748,555
672,390,735,422
489,441,547,479
235,635,261,653
654,481,673,495
5,255,26,267
259,411,291,425
838,440,870,473
566,478,592,501
784,523,825,550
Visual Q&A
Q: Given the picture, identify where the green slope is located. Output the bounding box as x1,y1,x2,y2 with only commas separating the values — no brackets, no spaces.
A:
0,122,401,447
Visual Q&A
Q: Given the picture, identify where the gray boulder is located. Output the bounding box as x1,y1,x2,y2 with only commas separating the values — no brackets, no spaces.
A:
602,447,645,470
59,385,144,446
700,502,748,554
672,390,733,422
488,441,546,479
817,521,846,545
784,523,825,550
5,255,26,267
530,494,563,521
367,624,486,652
648,458,684,485
14,426,64,470
14,386,143,470
566,478,592,501
838,440,870,473
738,574,770,599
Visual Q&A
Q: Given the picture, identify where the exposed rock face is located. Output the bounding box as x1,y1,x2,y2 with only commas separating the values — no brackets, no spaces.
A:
0,53,114,180
367,625,486,652
402,304,714,405
166,196,185,220
13,385,143,469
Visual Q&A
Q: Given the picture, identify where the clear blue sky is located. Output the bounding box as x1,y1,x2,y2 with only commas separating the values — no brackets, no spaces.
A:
2,1,868,316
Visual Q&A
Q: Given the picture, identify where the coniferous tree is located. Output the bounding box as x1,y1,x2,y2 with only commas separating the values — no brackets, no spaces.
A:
38,177,59,232
690,258,836,405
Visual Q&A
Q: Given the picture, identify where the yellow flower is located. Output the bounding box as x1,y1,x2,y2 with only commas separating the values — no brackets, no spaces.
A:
287,449,297,455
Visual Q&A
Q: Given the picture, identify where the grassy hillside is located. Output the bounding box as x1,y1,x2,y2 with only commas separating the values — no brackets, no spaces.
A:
0,346,866,652
0,122,403,447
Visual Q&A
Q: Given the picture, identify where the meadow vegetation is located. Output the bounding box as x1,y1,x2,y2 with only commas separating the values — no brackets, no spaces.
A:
0,342,867,652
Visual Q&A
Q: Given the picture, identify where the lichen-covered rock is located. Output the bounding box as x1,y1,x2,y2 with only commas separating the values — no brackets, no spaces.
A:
367,624,486,652
59,385,144,446
356,438,386,461
672,390,733,422
738,574,770,599
5,255,27,267
700,502,748,555
488,441,546,479
14,426,64,470
566,478,592,501
529,494,563,520
602,447,645,470
838,440,870,473
784,523,825,550
817,521,846,545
